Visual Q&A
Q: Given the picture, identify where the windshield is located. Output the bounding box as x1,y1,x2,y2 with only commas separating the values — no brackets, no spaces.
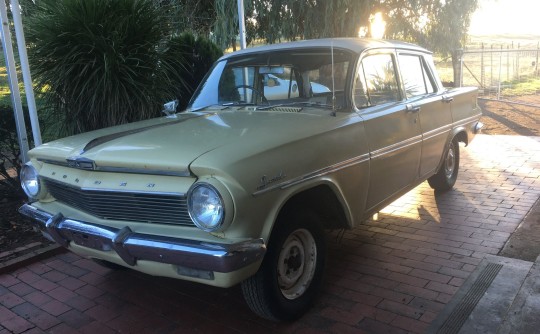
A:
187,47,353,111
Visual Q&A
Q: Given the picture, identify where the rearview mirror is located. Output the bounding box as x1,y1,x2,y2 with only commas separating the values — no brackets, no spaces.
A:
259,66,284,75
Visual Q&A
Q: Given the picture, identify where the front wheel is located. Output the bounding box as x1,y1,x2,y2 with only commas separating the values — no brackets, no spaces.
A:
428,137,460,191
241,212,325,321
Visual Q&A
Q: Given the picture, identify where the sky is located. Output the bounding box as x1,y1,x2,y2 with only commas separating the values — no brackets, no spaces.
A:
469,0,540,35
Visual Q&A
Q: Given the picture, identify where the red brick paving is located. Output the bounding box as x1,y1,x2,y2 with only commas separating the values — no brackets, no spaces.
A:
1,135,539,333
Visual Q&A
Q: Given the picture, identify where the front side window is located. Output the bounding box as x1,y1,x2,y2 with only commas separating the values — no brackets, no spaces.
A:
354,53,400,108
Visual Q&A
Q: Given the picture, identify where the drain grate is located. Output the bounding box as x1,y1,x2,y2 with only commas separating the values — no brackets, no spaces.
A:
437,262,503,334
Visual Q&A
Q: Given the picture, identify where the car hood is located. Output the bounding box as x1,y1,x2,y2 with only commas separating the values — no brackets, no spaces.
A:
30,108,346,176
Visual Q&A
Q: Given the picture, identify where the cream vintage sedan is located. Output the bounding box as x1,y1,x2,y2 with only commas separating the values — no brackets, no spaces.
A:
20,38,482,321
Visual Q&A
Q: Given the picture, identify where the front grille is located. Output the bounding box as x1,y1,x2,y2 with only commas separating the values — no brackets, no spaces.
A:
43,178,194,226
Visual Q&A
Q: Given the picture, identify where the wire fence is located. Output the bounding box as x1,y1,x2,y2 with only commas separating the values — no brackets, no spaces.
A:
452,43,540,106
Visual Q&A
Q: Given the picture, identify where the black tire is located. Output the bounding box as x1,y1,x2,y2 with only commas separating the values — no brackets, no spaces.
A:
428,137,460,191
241,212,326,321
92,259,126,270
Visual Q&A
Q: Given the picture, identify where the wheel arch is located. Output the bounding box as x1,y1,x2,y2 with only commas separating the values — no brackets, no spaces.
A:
426,128,466,188
273,184,351,235
451,127,469,146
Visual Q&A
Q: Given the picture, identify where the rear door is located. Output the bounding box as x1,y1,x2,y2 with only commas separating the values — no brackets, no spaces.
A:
396,53,452,178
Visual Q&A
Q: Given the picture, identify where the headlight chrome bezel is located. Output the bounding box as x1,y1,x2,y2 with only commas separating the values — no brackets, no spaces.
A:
20,162,42,199
187,181,231,232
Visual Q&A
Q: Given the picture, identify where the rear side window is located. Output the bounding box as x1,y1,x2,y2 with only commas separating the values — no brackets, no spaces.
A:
398,54,435,98
354,53,400,107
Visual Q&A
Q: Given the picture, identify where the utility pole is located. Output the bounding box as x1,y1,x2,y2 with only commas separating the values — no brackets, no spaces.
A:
0,0,29,162
237,0,246,49
12,0,41,146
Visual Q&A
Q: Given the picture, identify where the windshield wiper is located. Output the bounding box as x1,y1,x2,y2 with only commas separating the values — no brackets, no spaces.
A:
222,102,257,107
186,104,222,112
256,101,335,111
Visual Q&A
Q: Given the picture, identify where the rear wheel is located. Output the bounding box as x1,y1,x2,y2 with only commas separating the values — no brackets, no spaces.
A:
241,212,325,321
428,137,460,191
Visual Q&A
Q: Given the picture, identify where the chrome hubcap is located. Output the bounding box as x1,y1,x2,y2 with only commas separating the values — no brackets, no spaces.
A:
277,228,317,300
444,143,455,178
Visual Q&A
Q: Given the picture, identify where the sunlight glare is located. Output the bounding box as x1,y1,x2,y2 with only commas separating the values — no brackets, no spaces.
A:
370,12,386,39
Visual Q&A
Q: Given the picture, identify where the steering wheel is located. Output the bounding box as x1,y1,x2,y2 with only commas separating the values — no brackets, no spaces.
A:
233,85,269,104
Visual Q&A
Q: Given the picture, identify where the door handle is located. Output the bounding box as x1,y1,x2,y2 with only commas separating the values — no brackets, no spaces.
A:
406,104,420,113
442,96,454,103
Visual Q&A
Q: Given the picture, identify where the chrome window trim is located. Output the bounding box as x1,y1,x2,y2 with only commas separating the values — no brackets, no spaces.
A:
253,153,370,196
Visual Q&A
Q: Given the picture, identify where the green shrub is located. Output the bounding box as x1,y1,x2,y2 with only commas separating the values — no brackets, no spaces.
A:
26,0,188,135
165,33,223,110
0,105,32,199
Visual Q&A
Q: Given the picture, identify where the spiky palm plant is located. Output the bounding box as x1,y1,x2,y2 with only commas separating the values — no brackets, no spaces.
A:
26,0,187,135
164,33,223,110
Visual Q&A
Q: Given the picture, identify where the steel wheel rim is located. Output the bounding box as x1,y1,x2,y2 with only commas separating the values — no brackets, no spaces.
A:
444,142,456,179
277,228,317,300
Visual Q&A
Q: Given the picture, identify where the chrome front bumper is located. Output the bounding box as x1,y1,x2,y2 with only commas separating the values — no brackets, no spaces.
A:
19,204,266,273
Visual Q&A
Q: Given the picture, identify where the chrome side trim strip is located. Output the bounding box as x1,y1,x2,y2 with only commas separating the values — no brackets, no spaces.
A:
370,135,422,159
19,204,266,274
253,153,370,196
422,124,452,141
453,115,481,129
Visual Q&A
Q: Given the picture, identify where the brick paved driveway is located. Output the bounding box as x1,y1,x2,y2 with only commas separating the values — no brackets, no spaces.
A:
1,135,539,333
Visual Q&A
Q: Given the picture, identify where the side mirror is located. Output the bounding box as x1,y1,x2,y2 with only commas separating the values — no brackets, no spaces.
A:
162,100,179,118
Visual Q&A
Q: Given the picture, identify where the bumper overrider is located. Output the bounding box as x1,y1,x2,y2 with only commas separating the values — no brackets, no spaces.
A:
19,204,266,276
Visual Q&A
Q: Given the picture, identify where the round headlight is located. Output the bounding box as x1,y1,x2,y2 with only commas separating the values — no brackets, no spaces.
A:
187,183,225,231
20,163,41,198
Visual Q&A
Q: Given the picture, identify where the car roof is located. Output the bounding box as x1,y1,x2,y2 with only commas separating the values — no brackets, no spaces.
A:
219,38,431,61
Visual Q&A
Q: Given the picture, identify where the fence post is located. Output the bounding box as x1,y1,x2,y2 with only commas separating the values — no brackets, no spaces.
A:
453,49,463,87
534,42,540,76
517,43,520,81
497,46,502,100
507,45,510,81
481,43,484,87
490,44,493,89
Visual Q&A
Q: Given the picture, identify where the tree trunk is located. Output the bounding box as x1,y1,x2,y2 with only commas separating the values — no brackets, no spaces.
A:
452,49,463,87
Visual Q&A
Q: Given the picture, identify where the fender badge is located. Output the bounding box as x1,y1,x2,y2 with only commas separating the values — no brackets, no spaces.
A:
257,171,286,191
